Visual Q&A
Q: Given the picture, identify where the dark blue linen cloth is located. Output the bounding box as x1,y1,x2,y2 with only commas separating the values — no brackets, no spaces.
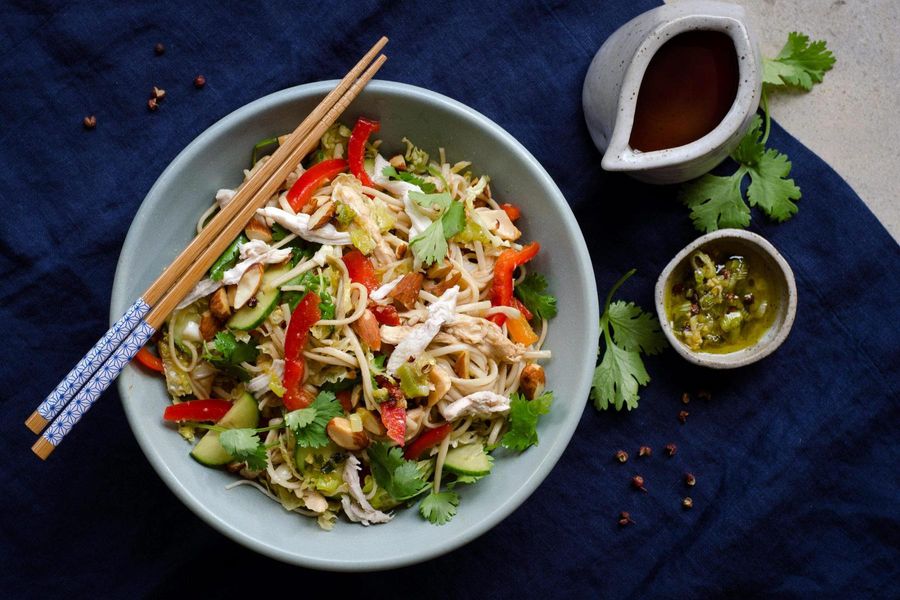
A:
1,1,897,597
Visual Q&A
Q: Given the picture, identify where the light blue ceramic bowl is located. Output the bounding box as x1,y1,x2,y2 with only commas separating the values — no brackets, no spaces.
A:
113,80,599,570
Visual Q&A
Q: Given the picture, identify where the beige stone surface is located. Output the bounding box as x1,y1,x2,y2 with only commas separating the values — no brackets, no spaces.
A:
668,0,900,240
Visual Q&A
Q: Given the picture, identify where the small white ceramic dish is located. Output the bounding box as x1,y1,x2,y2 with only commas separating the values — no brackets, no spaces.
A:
582,0,762,184
655,229,797,368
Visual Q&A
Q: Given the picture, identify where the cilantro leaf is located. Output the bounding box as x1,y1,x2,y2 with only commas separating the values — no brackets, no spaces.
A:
382,165,436,193
450,474,484,485
679,115,799,232
281,270,335,317
293,391,343,448
370,352,387,373
762,32,836,91
409,190,452,213
591,340,649,411
679,32,833,233
591,270,661,411
408,192,466,268
514,273,558,321
210,330,237,358
501,391,553,451
284,407,316,431
607,301,667,355
219,428,267,470
441,201,466,239
368,442,430,501
203,331,259,381
271,223,290,242
730,114,766,164
409,219,448,268
289,245,315,267
679,169,751,233
746,148,801,222
419,490,460,525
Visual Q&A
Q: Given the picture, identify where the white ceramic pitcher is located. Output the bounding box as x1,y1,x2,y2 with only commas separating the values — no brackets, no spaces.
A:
582,1,762,184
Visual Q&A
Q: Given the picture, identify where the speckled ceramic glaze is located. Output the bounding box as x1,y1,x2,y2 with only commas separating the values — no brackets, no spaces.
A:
582,0,762,184
655,229,797,369
112,80,599,570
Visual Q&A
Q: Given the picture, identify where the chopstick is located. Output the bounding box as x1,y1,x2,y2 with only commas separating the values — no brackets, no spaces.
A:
29,44,387,459
25,36,388,438
25,37,387,437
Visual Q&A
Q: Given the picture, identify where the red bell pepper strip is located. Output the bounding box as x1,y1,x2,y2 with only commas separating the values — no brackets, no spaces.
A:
342,249,380,292
500,202,521,221
163,399,233,423
282,292,321,410
337,390,353,413
348,117,380,188
369,304,400,326
286,158,347,212
134,346,164,373
511,297,533,321
489,242,541,326
404,423,452,460
379,399,407,446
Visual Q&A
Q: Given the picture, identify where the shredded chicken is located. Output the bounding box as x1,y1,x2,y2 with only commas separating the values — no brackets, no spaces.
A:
445,314,526,362
440,390,511,421
257,206,352,246
341,455,392,525
215,188,236,209
386,286,459,374
177,240,292,309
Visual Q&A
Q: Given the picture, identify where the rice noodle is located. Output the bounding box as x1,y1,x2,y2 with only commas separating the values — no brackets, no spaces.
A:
165,133,556,530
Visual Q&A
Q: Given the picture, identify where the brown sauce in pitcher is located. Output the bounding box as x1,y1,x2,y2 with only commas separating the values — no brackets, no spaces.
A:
628,30,739,152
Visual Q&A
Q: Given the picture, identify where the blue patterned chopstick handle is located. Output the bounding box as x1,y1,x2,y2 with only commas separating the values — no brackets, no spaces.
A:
42,319,157,447
38,298,151,421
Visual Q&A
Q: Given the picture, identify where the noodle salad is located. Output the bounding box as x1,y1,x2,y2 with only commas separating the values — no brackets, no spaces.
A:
147,117,558,528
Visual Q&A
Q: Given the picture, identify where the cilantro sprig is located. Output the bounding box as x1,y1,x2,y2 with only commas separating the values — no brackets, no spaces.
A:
591,270,666,411
419,490,460,525
514,273,558,321
382,165,436,193
219,428,269,470
501,391,553,451
408,191,466,268
202,331,259,382
680,32,835,233
680,115,801,231
762,32,836,93
287,391,342,448
368,442,430,501
200,391,343,469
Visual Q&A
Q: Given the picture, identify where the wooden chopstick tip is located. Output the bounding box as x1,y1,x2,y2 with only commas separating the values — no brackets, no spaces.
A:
31,437,55,461
25,411,48,434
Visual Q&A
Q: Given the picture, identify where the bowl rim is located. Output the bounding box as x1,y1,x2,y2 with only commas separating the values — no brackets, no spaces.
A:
653,228,797,369
112,79,599,570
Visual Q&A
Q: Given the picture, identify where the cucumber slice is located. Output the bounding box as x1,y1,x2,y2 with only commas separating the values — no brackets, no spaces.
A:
227,263,290,331
190,392,259,467
443,442,493,477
